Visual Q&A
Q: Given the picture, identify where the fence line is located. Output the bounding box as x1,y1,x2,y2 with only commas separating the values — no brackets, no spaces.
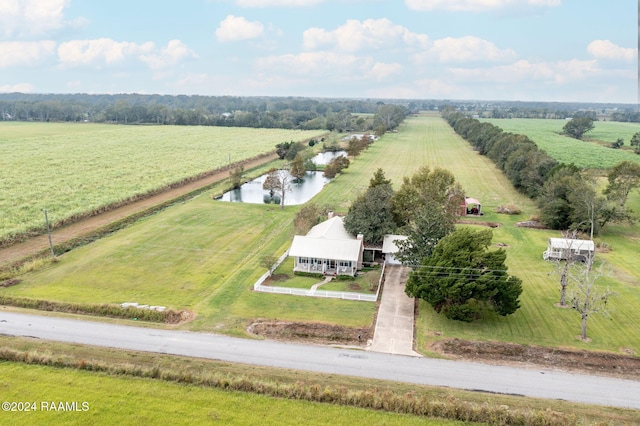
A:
252,249,380,302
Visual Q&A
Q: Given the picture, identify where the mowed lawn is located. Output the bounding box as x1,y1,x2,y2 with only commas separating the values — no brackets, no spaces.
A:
0,363,455,426
0,122,324,242
483,118,640,169
4,114,639,354
412,117,640,355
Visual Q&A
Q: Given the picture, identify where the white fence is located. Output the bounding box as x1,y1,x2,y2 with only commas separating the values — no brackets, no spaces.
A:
252,250,386,303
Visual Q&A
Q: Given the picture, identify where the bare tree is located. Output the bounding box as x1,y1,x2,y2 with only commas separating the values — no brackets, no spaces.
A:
569,257,614,341
263,168,292,209
549,230,581,307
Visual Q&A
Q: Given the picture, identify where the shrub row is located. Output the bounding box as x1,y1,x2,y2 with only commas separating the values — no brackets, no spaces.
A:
0,296,186,324
0,346,576,426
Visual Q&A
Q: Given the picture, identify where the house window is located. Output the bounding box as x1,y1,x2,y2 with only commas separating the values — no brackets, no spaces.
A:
299,257,309,264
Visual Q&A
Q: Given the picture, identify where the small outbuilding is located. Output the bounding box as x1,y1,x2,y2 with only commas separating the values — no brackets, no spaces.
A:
460,197,482,216
543,238,595,262
382,234,408,265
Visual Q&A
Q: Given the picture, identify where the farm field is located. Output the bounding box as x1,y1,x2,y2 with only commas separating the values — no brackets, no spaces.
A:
3,114,640,356
483,118,640,169
0,122,324,244
0,363,451,426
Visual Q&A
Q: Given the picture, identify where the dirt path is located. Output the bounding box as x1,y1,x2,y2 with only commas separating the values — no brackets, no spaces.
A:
0,153,278,270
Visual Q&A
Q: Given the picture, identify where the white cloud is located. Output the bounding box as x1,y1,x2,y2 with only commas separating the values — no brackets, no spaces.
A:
587,40,636,62
303,18,429,52
368,79,459,99
0,0,78,39
140,40,198,70
0,41,56,67
236,0,325,6
414,36,515,63
449,59,600,84
216,15,265,42
0,82,36,93
257,50,400,82
367,62,403,80
57,38,155,68
405,0,560,12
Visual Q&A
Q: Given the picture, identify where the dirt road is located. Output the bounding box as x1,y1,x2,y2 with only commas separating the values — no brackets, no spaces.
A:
0,153,278,270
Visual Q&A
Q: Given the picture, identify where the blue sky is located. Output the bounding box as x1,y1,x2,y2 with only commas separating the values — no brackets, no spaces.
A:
0,0,636,103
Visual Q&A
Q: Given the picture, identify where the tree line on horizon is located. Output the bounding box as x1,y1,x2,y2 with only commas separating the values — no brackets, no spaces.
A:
0,93,408,132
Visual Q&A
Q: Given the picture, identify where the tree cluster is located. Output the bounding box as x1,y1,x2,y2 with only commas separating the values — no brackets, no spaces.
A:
562,116,595,140
442,108,639,235
322,155,350,178
405,228,522,322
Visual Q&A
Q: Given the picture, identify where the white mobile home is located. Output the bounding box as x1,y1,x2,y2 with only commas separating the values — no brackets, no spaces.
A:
543,238,595,262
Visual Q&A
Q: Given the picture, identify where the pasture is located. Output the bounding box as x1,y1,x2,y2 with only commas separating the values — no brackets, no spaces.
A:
3,115,639,355
483,118,640,169
0,122,324,243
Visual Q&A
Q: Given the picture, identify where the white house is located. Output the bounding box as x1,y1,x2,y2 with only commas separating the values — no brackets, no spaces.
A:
382,234,408,265
289,215,363,276
543,238,595,262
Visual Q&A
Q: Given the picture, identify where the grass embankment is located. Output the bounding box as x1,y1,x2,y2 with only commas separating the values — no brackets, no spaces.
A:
0,363,459,426
2,336,637,425
483,118,640,169
0,122,324,243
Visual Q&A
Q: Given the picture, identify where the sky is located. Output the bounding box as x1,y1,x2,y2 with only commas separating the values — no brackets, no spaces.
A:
0,0,637,103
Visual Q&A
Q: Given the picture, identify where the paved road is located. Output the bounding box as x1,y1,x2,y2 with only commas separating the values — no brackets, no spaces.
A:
1,311,639,410
369,265,420,356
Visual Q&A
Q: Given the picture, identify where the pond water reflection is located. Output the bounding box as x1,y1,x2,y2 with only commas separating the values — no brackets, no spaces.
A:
218,171,330,205
310,150,347,165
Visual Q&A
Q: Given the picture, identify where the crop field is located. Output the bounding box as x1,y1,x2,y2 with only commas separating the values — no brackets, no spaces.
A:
482,118,640,169
3,115,639,355
0,122,324,243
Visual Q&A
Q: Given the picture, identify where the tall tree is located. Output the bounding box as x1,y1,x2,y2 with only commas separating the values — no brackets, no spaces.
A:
604,160,640,207
343,183,396,245
562,117,595,140
391,166,463,227
394,200,457,267
569,258,614,340
229,165,244,189
405,228,522,322
262,168,292,208
290,153,306,182
369,168,391,188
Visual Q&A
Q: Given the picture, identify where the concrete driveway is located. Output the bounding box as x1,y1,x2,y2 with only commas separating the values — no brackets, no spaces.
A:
368,265,421,356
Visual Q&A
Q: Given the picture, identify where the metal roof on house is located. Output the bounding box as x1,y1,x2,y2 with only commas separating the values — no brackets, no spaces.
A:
548,238,595,251
305,216,354,240
289,216,363,262
289,236,363,262
382,234,408,254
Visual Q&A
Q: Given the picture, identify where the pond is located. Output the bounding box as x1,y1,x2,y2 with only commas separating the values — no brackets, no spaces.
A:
218,171,330,205
310,150,347,165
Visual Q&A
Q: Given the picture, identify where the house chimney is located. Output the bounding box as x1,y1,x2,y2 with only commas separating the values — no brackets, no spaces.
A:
328,211,335,219
357,234,363,241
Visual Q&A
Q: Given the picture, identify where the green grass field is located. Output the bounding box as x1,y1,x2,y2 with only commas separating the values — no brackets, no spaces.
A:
3,115,639,355
1,363,459,426
0,122,324,242
483,118,640,169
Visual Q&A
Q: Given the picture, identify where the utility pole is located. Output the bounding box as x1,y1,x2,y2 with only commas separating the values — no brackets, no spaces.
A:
43,209,54,258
